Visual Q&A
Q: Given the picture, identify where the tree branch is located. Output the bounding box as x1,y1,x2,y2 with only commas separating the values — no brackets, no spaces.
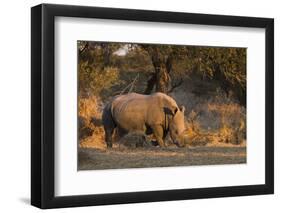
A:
167,78,183,93
79,42,89,55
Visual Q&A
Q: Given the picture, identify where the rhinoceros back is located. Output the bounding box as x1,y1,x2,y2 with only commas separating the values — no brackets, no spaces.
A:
110,93,149,132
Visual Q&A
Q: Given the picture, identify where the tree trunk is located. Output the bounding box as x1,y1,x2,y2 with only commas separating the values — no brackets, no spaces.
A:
102,43,111,68
155,64,171,93
141,46,172,94
144,73,157,94
145,62,171,94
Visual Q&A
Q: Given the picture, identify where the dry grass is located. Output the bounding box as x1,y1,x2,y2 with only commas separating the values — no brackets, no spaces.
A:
79,95,102,122
166,78,246,151
78,96,106,148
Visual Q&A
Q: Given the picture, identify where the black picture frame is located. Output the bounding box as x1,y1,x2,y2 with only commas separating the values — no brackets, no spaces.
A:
31,3,274,209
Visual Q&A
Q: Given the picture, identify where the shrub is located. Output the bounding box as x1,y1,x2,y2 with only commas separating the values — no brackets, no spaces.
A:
78,96,106,148
172,80,246,146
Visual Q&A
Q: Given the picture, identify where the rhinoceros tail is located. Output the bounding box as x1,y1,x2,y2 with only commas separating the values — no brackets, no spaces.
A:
102,102,116,128
102,101,116,148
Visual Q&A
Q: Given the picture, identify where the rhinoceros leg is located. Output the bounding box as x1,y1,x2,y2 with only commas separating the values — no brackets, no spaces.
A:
105,127,115,148
151,125,166,147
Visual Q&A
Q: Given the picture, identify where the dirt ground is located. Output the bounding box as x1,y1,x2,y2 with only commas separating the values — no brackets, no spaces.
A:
78,143,246,170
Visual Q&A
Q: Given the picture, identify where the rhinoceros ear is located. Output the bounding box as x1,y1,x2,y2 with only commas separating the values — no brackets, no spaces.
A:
180,106,185,113
164,107,178,116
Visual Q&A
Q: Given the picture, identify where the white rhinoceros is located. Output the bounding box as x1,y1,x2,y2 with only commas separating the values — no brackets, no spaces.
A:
102,92,186,148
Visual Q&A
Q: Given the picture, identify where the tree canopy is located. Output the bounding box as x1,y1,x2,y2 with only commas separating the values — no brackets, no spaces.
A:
78,41,246,105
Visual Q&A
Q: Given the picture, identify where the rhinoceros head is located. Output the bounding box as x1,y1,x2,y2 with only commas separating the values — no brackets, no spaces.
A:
168,106,186,147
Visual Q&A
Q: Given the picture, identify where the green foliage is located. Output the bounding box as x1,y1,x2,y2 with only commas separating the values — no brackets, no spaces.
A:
78,41,122,97
188,47,246,84
79,62,120,96
185,47,246,104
